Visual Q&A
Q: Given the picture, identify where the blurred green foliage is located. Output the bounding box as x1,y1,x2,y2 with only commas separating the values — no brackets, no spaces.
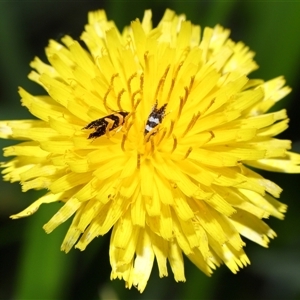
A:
1,1,300,299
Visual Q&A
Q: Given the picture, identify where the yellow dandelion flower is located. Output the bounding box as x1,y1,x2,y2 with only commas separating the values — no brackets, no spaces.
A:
1,9,300,292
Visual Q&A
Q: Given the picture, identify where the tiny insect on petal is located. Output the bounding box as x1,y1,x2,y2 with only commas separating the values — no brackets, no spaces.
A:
144,102,167,135
83,112,129,139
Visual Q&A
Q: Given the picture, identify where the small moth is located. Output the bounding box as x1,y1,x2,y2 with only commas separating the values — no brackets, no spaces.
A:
144,102,167,135
83,112,129,139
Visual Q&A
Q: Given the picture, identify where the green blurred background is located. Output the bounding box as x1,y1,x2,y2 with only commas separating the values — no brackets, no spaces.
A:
1,1,300,299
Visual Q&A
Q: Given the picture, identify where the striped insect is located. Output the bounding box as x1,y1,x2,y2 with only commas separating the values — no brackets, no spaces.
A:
83,111,129,139
144,102,167,135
